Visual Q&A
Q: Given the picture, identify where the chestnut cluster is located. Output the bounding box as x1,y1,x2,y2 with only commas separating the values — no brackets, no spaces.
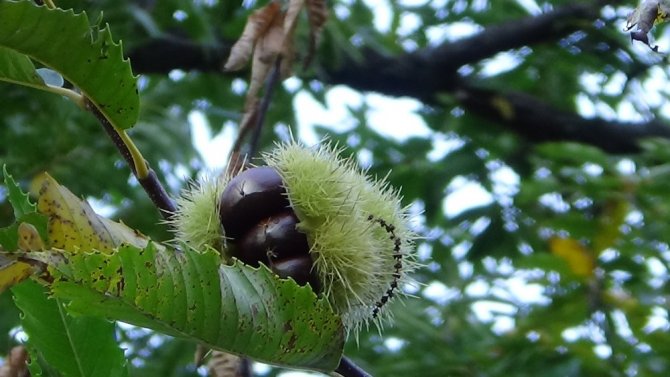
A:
218,167,319,290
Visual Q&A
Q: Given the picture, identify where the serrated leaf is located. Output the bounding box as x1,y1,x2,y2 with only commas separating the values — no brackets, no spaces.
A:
2,165,36,220
0,1,139,129
31,244,344,371
1,170,146,293
12,280,127,377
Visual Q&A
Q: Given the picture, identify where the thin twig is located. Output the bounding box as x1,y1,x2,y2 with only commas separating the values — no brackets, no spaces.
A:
248,56,283,158
229,56,283,164
335,356,372,377
84,98,176,219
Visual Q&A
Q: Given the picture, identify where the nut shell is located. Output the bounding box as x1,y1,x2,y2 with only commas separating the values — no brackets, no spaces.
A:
219,167,290,240
271,255,319,289
235,211,310,266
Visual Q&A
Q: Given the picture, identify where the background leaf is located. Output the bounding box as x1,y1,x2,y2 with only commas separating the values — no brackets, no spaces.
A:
12,280,128,377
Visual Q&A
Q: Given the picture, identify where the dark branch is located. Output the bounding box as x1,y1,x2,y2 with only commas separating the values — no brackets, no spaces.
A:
248,57,283,157
128,36,231,74
336,356,372,377
454,84,670,154
322,2,597,100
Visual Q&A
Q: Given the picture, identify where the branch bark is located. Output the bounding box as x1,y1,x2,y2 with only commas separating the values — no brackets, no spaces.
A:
454,84,670,153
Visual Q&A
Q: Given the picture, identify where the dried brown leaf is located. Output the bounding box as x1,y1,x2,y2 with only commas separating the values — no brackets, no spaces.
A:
207,351,241,377
625,0,670,51
305,0,328,67
284,0,305,37
224,1,281,71
244,13,285,111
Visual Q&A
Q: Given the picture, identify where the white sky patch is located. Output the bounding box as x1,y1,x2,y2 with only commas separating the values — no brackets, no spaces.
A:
397,12,422,37
189,111,235,170
423,281,460,305
644,307,670,332
471,300,517,321
479,52,524,77
365,94,432,140
443,176,494,218
384,337,407,352
364,0,392,33
428,133,466,161
515,0,541,15
293,86,362,144
293,87,431,144
398,0,430,6
490,164,520,206
432,21,483,43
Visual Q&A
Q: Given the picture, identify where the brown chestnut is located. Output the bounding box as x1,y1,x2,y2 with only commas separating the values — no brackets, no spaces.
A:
219,167,290,240
271,255,319,289
235,211,310,265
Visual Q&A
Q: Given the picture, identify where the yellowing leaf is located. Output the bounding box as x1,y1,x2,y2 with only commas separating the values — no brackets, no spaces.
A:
593,199,628,254
33,172,149,252
18,222,45,251
0,223,46,293
549,237,595,278
0,257,33,293
224,1,281,71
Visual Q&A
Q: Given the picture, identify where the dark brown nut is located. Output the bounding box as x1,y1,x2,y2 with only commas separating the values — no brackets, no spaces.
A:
271,255,319,289
219,167,290,240
235,211,310,266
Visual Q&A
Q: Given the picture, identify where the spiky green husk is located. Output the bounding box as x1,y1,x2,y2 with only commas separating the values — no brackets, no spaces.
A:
169,175,228,253
265,142,417,333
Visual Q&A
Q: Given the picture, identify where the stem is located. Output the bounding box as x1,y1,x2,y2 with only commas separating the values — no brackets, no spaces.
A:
117,129,149,178
42,0,56,9
46,85,84,105
334,356,372,377
248,56,282,157
230,56,283,160
84,98,176,219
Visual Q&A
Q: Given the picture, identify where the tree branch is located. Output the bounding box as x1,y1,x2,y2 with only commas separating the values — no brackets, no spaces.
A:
128,36,231,74
454,83,670,153
323,2,597,100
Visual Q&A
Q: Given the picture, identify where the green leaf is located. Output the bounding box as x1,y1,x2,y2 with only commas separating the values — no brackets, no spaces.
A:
0,46,46,88
12,280,128,377
2,165,36,220
0,1,139,129
33,244,345,372
0,290,20,354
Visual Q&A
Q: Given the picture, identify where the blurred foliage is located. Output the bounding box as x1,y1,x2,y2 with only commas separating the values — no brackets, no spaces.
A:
2,0,670,376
